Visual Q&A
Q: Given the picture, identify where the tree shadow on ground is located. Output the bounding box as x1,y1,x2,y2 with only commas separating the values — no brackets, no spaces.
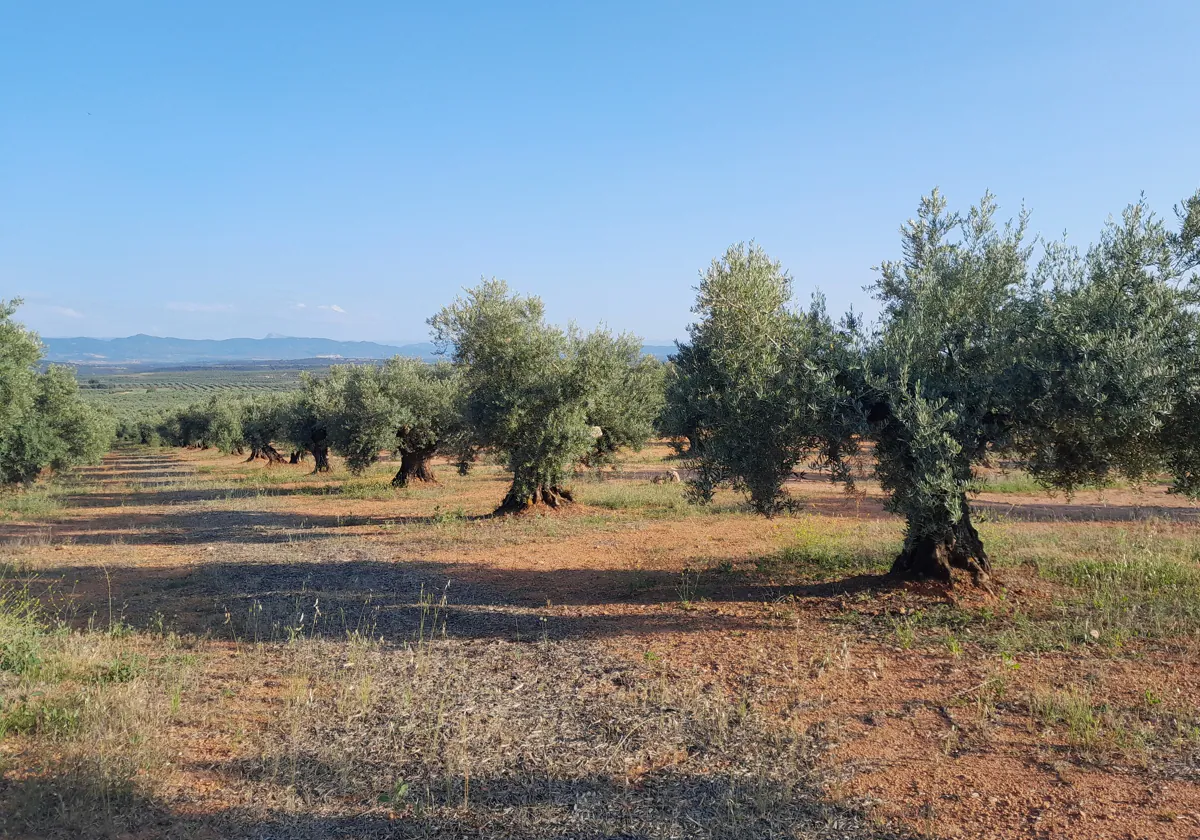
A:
0,764,911,840
0,508,498,546
15,553,901,644
60,480,455,508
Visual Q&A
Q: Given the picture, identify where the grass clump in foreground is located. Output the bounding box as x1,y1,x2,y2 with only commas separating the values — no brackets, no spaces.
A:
0,485,64,521
766,515,896,579
1025,682,1200,769
982,523,1200,650
0,569,201,839
574,479,697,516
0,575,46,675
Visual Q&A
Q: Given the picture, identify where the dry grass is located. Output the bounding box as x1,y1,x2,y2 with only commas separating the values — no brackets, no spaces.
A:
4,444,1200,838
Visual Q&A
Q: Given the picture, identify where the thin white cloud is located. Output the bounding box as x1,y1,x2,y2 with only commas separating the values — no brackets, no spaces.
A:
50,306,85,318
166,302,235,313
318,304,347,314
292,303,308,309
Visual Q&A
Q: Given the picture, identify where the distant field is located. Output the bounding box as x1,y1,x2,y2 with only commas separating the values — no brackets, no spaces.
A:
75,363,328,421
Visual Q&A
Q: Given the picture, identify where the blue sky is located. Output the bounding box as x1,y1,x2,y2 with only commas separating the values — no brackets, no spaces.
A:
3,2,1197,343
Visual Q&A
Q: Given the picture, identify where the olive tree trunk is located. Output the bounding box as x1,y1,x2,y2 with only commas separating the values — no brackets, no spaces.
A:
392,445,437,488
497,483,575,513
497,463,575,513
247,444,286,465
891,497,991,586
310,441,331,473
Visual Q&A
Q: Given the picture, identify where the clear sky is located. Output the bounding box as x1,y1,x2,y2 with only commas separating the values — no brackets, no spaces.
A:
3,2,1197,343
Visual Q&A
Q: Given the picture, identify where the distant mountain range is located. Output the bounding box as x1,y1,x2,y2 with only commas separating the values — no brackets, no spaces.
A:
42,334,676,365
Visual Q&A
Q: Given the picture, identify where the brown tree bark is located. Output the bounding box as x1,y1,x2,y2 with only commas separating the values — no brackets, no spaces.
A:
311,441,331,473
890,503,992,587
247,445,287,465
496,484,575,514
392,445,438,488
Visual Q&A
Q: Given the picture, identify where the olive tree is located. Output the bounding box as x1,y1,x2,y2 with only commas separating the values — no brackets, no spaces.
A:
864,190,1199,584
431,279,657,512
241,395,290,463
657,352,703,456
0,300,114,484
667,244,861,514
282,371,345,473
199,395,245,454
1160,192,1200,493
162,395,245,454
861,192,1039,582
326,358,464,486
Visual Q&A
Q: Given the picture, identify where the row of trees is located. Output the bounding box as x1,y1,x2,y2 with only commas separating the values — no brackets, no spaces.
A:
137,281,666,512
124,187,1200,586
0,300,114,484
136,359,470,485
666,190,1200,584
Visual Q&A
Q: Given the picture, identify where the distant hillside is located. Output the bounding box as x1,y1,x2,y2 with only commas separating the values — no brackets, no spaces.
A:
43,334,677,365
43,335,437,364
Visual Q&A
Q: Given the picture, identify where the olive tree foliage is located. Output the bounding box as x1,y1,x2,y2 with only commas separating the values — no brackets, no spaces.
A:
667,244,861,514
326,358,464,486
575,330,665,469
159,395,246,454
657,350,703,456
863,190,1200,584
1018,200,1192,491
1160,194,1200,493
240,395,290,463
430,280,659,512
0,300,114,484
281,371,346,473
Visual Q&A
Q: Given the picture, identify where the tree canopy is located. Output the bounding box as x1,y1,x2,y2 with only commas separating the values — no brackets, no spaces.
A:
0,300,114,485
430,279,660,512
325,357,465,486
667,243,860,514
667,189,1200,584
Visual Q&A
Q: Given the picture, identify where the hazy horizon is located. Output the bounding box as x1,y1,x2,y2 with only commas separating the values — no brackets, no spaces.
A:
35,331,684,346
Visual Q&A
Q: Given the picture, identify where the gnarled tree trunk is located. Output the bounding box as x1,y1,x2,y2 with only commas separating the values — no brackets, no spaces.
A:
392,445,437,487
496,483,575,514
289,450,306,465
246,444,287,465
891,501,991,586
455,447,478,476
310,441,331,473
